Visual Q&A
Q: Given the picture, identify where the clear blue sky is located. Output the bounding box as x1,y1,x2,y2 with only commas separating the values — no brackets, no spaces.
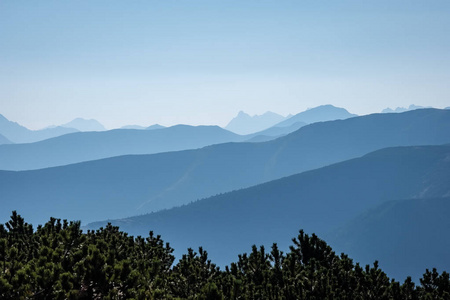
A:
1,0,449,129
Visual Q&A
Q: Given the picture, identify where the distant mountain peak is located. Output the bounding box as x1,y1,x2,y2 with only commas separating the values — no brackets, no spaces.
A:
0,114,78,143
237,111,250,117
381,104,431,114
273,105,357,128
146,124,166,130
225,111,287,135
61,118,106,132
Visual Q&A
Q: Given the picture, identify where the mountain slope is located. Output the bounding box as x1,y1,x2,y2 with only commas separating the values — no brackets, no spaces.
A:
146,124,166,130
84,144,450,274
327,197,450,281
0,125,244,170
225,111,287,135
273,104,357,128
0,133,12,145
60,118,106,131
0,114,78,143
1,109,450,225
245,121,307,141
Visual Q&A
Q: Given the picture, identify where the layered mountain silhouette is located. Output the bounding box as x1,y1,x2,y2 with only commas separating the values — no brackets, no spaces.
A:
225,111,287,135
0,133,12,145
146,124,166,130
328,197,450,281
273,104,356,128
381,104,430,113
244,121,307,141
60,118,106,131
0,125,245,170
84,144,450,281
120,125,147,130
119,124,166,130
1,109,449,227
0,114,78,143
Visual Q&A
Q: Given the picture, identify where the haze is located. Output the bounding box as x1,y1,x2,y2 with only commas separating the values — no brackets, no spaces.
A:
1,0,449,129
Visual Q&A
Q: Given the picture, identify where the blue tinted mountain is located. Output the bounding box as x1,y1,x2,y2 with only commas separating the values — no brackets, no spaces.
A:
84,144,450,279
60,118,106,131
1,109,450,226
327,197,450,281
273,104,356,128
0,125,244,170
225,111,287,135
120,125,147,129
0,114,78,143
244,121,307,142
381,104,430,113
120,124,165,130
0,133,12,145
146,124,166,130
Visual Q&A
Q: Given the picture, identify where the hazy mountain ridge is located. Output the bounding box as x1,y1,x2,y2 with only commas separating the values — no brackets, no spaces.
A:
146,124,166,130
119,124,165,130
225,111,287,135
60,118,106,131
0,114,78,143
381,104,430,113
1,109,450,227
244,121,307,142
84,144,450,280
273,104,357,128
0,125,245,170
0,133,12,145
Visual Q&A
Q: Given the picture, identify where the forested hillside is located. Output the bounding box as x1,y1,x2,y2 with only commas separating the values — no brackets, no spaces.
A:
85,144,450,280
1,212,449,299
327,197,450,281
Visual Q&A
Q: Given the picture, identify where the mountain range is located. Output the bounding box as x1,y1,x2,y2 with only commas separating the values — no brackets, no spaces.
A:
60,118,106,131
1,109,449,227
0,133,12,145
381,104,429,113
225,105,357,135
84,144,450,281
273,104,357,128
0,125,245,171
120,124,166,130
225,111,287,135
0,105,363,171
0,114,78,143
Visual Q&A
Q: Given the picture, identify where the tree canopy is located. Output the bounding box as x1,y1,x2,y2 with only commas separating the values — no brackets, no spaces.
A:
0,211,448,299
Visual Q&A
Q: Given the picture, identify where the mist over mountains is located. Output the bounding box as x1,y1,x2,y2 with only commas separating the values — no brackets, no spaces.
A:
0,114,78,143
1,106,449,283
225,111,288,135
0,125,245,171
225,104,356,135
0,105,359,171
1,108,449,228
381,104,430,113
59,118,106,132
274,104,357,128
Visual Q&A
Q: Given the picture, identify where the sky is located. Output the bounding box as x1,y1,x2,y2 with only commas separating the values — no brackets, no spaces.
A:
1,0,449,130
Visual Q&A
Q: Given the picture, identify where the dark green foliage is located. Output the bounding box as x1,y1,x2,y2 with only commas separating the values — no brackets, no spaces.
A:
1,212,449,299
